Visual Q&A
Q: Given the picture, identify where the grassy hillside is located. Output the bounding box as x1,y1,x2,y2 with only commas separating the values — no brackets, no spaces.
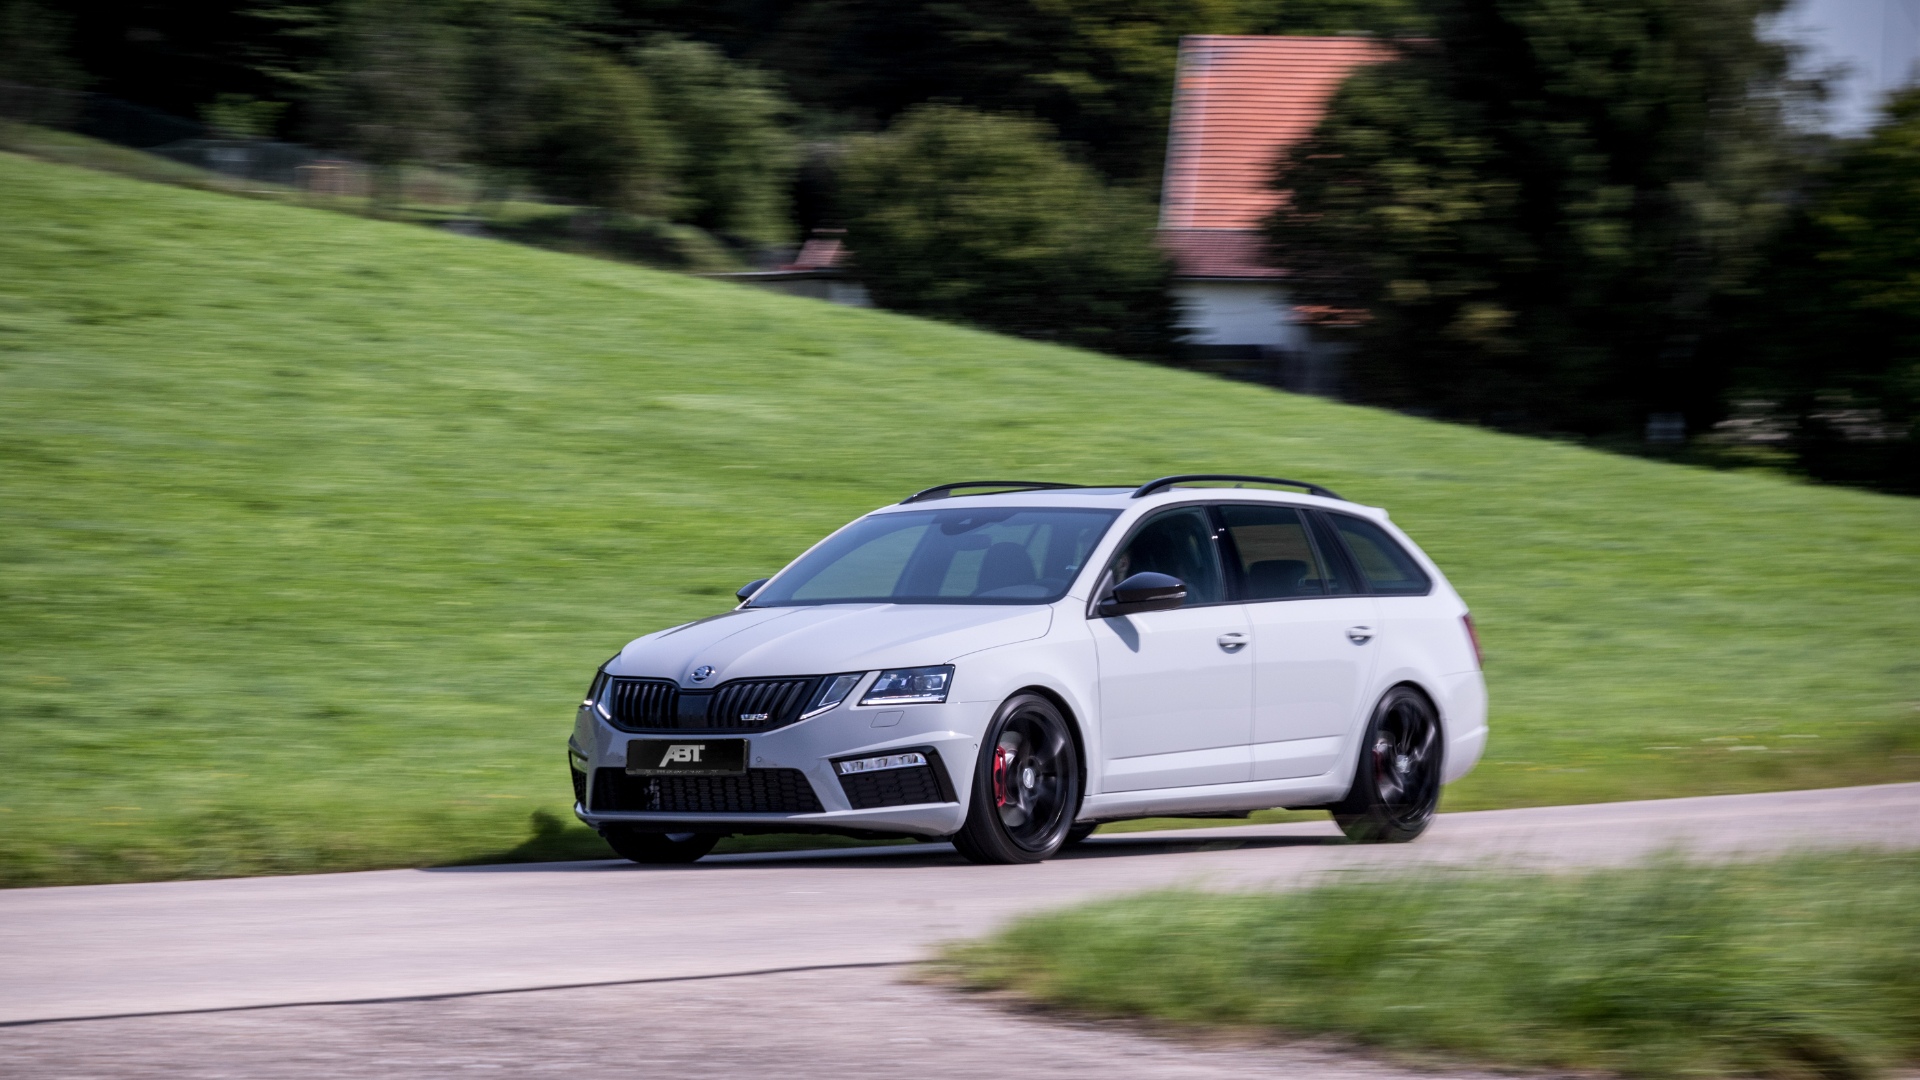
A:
2,150,1917,886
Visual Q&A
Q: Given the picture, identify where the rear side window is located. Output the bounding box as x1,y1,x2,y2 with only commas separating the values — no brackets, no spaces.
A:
1329,514,1432,595
1217,504,1328,599
1108,507,1226,605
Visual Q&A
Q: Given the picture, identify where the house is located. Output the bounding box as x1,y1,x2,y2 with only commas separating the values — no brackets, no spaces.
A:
1161,35,1387,393
706,230,872,307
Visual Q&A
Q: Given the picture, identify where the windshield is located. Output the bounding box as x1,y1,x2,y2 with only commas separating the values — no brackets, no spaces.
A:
750,507,1120,606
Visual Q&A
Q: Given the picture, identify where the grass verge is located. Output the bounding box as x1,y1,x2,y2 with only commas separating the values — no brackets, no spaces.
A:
941,851,1920,1079
2,149,1918,885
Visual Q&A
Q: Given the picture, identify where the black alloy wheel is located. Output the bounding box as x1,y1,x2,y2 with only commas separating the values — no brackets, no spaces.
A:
601,827,721,864
951,693,1081,864
1332,686,1443,843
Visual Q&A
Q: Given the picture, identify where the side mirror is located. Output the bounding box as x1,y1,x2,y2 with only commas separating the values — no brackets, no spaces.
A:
736,578,770,603
1097,572,1187,617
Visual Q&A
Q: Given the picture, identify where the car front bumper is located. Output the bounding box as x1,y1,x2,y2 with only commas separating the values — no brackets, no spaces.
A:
570,696,991,838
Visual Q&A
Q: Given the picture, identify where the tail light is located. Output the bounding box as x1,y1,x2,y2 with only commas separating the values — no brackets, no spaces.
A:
1462,614,1483,669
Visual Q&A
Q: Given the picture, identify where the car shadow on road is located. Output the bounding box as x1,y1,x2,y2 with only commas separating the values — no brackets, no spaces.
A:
426,830,1344,875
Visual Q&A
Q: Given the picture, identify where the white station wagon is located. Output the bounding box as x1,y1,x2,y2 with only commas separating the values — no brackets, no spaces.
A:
569,476,1487,864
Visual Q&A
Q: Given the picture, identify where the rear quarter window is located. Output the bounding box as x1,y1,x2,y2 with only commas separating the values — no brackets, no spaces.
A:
1329,514,1432,595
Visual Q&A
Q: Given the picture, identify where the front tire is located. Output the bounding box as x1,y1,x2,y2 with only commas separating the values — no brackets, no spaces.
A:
601,827,720,864
1332,686,1443,843
952,693,1081,864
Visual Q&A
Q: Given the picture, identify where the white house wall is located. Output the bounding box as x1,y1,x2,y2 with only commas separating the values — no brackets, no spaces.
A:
1173,281,1305,349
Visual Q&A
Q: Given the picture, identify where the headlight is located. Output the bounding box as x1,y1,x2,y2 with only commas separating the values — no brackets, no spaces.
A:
861,665,953,706
585,672,611,719
801,673,865,719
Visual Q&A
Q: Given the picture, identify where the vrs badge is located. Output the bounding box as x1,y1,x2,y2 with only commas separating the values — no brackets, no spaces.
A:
626,738,748,776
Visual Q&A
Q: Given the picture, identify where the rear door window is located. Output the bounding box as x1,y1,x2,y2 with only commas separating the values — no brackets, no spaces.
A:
1327,514,1432,595
1216,504,1329,599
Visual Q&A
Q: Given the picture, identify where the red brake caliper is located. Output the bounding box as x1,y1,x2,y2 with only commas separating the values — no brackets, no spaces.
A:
992,745,1014,808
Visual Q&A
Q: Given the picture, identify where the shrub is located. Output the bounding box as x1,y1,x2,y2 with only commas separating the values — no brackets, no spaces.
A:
839,104,1175,359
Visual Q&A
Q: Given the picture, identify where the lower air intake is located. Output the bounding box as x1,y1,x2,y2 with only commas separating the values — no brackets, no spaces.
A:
590,768,823,814
838,764,950,809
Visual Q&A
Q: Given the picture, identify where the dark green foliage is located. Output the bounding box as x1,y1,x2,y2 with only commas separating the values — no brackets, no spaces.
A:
460,0,586,203
1268,0,1808,438
1733,89,1920,493
0,0,83,91
317,0,468,200
635,36,797,246
651,0,1420,183
526,51,677,216
839,104,1176,358
949,852,1920,1079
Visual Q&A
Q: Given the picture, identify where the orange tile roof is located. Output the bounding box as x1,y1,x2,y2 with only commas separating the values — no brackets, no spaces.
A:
1160,228,1285,279
1160,35,1390,232
783,231,847,271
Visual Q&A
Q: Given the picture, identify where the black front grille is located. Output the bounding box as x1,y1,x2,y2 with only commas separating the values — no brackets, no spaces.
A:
706,678,816,730
605,678,679,727
591,768,824,814
601,676,820,733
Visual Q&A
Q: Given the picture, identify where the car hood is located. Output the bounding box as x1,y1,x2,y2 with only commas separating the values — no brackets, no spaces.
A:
609,604,1053,687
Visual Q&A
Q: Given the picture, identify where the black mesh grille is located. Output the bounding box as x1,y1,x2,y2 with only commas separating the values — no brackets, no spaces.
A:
602,676,820,733
590,768,823,814
570,766,588,806
839,765,950,809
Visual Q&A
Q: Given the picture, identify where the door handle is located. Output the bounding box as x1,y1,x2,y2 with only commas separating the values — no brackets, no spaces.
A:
1217,632,1248,653
1346,626,1374,644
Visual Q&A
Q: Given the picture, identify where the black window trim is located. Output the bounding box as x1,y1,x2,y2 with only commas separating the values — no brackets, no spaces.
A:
1316,510,1434,597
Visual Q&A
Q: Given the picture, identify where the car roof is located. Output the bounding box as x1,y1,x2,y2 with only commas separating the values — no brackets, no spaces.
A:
866,485,1389,520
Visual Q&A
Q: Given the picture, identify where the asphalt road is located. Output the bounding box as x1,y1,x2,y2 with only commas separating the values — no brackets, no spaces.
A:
5,784,1919,1078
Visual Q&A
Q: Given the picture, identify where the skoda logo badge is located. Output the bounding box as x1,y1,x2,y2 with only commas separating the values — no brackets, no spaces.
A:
690,665,715,682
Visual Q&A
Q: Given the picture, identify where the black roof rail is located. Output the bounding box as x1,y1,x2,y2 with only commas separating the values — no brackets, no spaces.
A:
1131,474,1345,501
901,480,1082,504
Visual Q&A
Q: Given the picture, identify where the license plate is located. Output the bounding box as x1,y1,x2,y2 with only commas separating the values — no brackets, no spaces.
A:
625,738,747,776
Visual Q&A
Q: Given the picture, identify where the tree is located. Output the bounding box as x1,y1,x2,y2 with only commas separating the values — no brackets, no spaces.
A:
635,36,796,247
839,104,1175,358
1733,88,1920,492
525,50,677,216
461,0,581,205
1267,0,1811,437
675,0,1419,184
319,0,468,205
0,0,84,129
0,0,83,92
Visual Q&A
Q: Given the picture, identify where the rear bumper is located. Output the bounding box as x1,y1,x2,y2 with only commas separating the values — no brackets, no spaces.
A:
1439,669,1488,783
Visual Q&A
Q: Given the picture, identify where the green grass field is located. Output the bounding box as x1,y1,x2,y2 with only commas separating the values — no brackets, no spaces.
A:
941,852,1920,1079
2,149,1918,886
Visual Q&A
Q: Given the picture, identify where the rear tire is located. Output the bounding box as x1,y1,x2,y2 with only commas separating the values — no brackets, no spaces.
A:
1332,686,1443,843
1063,822,1098,846
951,693,1081,864
601,827,721,864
